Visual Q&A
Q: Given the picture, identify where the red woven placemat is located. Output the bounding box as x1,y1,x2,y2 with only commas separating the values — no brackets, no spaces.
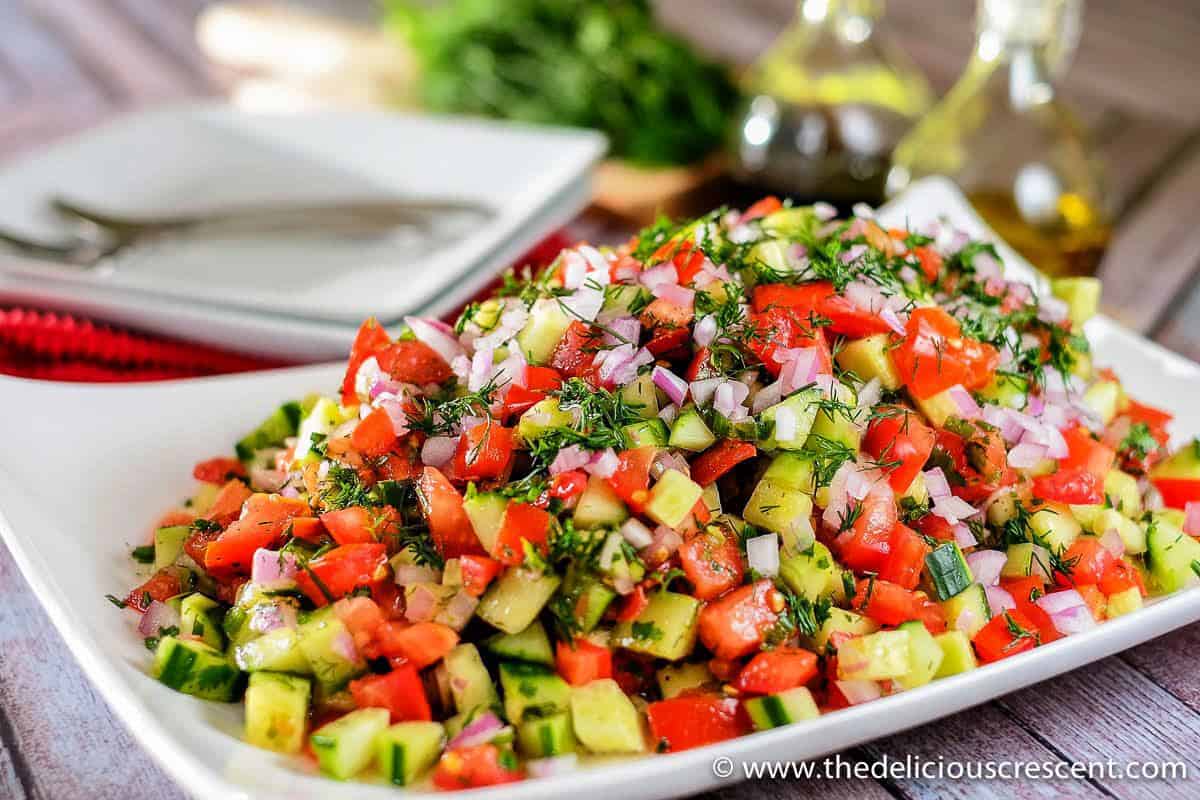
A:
0,231,574,383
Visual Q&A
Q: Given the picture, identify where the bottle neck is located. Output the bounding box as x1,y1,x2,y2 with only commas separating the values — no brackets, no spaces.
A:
798,0,884,43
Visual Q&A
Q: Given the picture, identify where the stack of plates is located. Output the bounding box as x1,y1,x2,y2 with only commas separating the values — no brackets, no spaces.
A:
0,105,607,360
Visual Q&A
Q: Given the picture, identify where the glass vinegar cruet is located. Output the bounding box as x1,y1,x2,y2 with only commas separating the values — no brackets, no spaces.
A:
886,0,1110,277
732,0,933,205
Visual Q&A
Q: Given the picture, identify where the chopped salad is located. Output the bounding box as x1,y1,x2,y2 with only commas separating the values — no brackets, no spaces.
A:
115,196,1200,789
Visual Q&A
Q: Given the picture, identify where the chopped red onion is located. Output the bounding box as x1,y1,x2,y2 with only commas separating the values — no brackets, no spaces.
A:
559,250,588,289
751,379,784,414
840,244,868,264
602,316,641,347
967,550,1007,586
955,608,979,634
585,448,619,479
652,365,689,406
1099,528,1125,558
638,262,678,291
577,244,611,273
527,754,579,779
878,306,907,335
447,711,508,751
947,385,982,420
658,405,678,425
836,679,882,705
405,316,465,367
652,282,695,310
855,378,882,414
813,202,837,221
651,451,690,479
248,465,287,493
1037,295,1070,325
746,533,781,577
690,377,723,406
550,444,591,476
369,375,402,400
1007,441,1048,469
1186,502,1200,536
1036,589,1086,616
1049,604,1097,635
468,347,495,392
421,435,458,468
932,494,977,524
331,629,359,662
971,251,1003,282
251,548,299,588
777,347,819,394
773,405,798,444
377,396,411,437
984,585,1016,616
249,602,298,634
923,467,951,499
405,584,440,622
845,469,875,501
437,590,480,631
394,563,440,586
694,314,718,347
641,525,683,567
852,202,874,219
712,379,750,420
353,355,384,400
952,523,978,548
138,601,180,635
620,518,655,549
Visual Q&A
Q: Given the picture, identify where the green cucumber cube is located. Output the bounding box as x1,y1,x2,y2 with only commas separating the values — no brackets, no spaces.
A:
611,590,701,660
570,679,644,754
517,712,577,758
644,469,704,529
476,569,561,634
499,661,571,723
153,636,241,702
244,672,311,753
376,721,445,786
310,707,390,779
744,686,820,730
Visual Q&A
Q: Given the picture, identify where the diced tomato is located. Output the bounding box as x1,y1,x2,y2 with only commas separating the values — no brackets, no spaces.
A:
126,569,184,612
204,479,253,526
376,444,421,482
1059,426,1116,480
433,744,523,790
415,467,485,559
547,470,588,505
746,306,833,377
350,407,399,458
1151,477,1200,510
319,505,397,546
614,584,650,622
295,543,388,606
334,596,390,656
501,384,545,417
458,554,503,597
753,281,893,339
1099,560,1146,596
1126,398,1173,445
1075,584,1108,619
930,428,1015,504
833,483,898,573
686,347,720,381
678,526,745,600
913,512,956,542
384,622,459,669
606,446,657,513
1032,468,1103,505
863,406,936,493
1000,575,1047,606
205,494,312,576
524,365,563,392
973,609,1041,663
913,595,948,634
697,579,782,660
852,578,921,626
646,694,751,752
644,323,691,358
733,647,818,695
913,246,943,282
501,366,563,416
492,502,553,565
740,196,783,222
288,516,327,543
1014,600,1062,645
689,439,758,486
1054,537,1116,587
555,639,613,686
878,524,930,590
341,317,392,404
192,457,245,484
349,664,432,722
451,423,515,481
378,339,453,386
892,307,999,398
550,321,604,379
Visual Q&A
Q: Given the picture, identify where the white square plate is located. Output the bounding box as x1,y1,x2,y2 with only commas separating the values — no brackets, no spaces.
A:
0,105,604,358
1,178,1199,800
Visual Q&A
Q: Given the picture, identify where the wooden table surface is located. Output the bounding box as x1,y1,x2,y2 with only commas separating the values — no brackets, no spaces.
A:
3,1,1200,798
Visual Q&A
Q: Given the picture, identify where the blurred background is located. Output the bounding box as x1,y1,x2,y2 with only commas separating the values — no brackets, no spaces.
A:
0,0,1198,355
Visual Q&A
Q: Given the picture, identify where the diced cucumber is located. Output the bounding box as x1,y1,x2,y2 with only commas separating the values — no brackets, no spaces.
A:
1070,503,1104,530
779,542,845,602
244,672,311,753
178,593,224,651
444,644,500,714
477,568,561,634
836,629,911,681
939,584,990,637
462,491,507,553
234,626,312,674
1151,439,1200,481
913,388,960,429
986,489,1022,528
668,407,716,452
894,621,943,690
933,631,978,677
1030,503,1081,551
925,543,973,601
603,284,653,318
644,469,704,529
743,477,815,553
572,475,629,529
1103,469,1142,517
518,398,576,443
292,397,350,462
744,686,820,731
1051,276,1101,327
188,482,221,517
625,418,670,447
153,636,241,702
761,451,816,494
620,372,660,420
310,707,390,780
1145,518,1200,594
836,334,901,390
570,679,644,754
1106,586,1144,618
517,712,576,758
978,373,1029,409
236,400,303,462
759,388,822,451
701,483,722,515
154,525,190,571
1083,379,1122,425
517,298,573,365
556,568,617,633
500,662,571,723
1090,508,1147,555
596,532,646,587
376,721,445,786
655,662,715,699
808,381,860,452
297,607,366,693
806,608,879,652
484,621,554,667
762,206,819,237
1001,542,1052,580
611,590,701,660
